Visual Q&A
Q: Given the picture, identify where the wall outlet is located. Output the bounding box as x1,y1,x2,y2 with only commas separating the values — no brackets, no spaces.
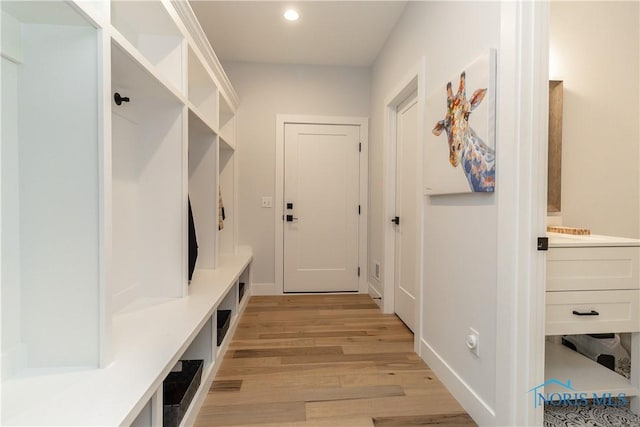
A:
261,196,272,208
374,262,381,280
466,327,480,357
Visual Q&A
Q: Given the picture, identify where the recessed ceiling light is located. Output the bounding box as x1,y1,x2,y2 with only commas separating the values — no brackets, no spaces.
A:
283,9,299,21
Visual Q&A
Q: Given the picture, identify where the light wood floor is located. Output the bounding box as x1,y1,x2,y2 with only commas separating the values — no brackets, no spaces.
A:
195,294,476,427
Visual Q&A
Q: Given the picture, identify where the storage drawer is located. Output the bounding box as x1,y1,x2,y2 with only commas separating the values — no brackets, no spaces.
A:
547,246,639,291
163,360,204,427
546,290,640,335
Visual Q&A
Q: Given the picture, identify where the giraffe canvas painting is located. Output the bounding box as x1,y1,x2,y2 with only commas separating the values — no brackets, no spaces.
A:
424,50,496,195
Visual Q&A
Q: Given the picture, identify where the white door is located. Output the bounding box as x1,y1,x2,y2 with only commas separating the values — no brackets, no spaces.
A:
283,123,360,292
393,93,418,331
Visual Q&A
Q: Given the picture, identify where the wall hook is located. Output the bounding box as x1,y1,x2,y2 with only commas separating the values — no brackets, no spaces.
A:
114,92,130,106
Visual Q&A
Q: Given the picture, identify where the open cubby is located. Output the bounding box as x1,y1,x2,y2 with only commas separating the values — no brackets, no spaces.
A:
181,317,214,371
238,266,251,304
219,284,237,316
219,94,235,148
216,310,232,347
188,110,218,272
111,43,186,313
216,284,238,348
111,0,184,93
188,46,218,129
239,282,246,302
1,0,102,376
218,147,235,255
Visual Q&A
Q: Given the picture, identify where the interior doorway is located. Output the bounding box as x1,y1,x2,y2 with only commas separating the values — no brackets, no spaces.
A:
275,115,368,294
383,59,425,348
282,123,360,292
392,91,419,331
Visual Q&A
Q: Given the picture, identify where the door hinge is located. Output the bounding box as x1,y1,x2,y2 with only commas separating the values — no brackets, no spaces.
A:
358,204,361,215
537,237,549,251
357,267,360,277
359,142,362,152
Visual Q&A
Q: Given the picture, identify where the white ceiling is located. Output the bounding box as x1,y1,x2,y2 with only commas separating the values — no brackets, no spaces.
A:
189,1,408,67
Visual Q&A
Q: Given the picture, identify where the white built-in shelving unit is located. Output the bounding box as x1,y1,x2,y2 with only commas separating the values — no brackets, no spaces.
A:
1,0,248,425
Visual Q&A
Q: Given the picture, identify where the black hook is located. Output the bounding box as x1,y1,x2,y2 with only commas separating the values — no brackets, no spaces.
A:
114,92,130,106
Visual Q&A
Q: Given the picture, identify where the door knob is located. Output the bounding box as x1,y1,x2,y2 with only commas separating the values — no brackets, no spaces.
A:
391,216,400,225
286,215,299,222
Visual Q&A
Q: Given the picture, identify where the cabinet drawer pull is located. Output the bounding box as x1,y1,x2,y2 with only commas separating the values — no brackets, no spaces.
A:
572,310,599,316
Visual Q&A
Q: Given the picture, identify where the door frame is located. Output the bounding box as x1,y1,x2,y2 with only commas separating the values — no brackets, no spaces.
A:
275,115,369,295
383,59,426,352
494,2,549,425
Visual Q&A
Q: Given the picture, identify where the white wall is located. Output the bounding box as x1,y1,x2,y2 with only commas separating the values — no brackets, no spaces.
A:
225,62,371,287
1,57,23,377
550,1,639,238
2,11,25,379
369,2,500,423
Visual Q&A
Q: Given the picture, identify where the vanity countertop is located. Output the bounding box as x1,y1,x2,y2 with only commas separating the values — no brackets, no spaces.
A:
548,232,640,248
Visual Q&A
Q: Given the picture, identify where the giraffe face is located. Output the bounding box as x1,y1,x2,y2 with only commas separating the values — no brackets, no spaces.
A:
444,96,471,167
433,72,487,168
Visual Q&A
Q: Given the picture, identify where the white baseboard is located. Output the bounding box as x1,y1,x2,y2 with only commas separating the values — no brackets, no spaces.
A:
420,338,495,426
251,282,276,295
252,282,386,298
368,282,383,308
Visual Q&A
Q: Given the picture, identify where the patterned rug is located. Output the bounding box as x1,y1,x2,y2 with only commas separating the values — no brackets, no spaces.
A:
544,404,640,427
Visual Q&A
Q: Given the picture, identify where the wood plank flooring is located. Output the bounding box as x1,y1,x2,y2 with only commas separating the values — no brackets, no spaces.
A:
195,294,476,427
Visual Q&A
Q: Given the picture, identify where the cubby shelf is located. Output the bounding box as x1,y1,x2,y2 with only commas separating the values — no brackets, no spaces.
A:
219,133,235,151
188,102,218,135
545,341,638,398
219,93,236,149
111,29,186,105
188,45,219,129
110,0,185,95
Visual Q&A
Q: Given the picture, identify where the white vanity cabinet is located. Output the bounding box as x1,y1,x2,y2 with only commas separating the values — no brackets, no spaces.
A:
545,232,640,412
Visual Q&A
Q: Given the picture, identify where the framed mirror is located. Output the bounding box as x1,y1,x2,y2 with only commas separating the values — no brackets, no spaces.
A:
548,80,563,213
